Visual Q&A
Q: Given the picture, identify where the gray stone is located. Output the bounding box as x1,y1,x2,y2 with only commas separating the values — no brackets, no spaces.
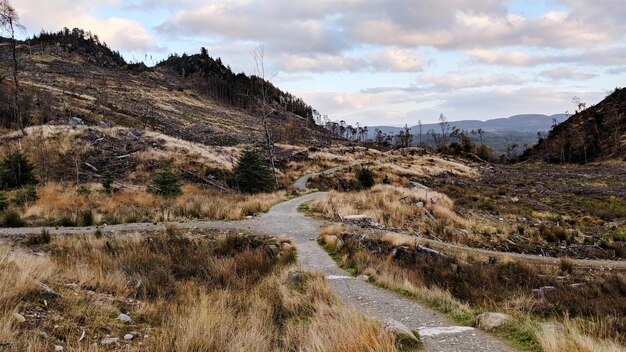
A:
383,319,419,342
475,312,512,331
344,214,372,221
357,275,370,282
101,337,119,346
54,345,63,351
124,334,134,341
117,313,132,322
69,117,85,126
40,283,57,296
267,244,279,256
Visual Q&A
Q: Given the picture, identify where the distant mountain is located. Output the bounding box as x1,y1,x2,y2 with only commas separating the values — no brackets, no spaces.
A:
525,88,625,163
368,114,568,137
367,114,568,155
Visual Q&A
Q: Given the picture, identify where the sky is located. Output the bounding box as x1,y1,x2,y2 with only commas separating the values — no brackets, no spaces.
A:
11,0,626,126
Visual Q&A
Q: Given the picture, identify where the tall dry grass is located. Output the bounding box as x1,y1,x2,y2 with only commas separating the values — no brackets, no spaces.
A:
2,231,398,351
310,184,464,230
20,183,287,226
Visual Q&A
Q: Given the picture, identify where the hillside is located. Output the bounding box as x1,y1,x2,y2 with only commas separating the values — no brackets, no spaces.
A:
526,88,626,163
0,28,333,146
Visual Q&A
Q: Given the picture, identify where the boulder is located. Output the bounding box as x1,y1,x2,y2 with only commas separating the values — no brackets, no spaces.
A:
124,334,134,341
475,312,512,331
383,319,419,342
117,313,132,322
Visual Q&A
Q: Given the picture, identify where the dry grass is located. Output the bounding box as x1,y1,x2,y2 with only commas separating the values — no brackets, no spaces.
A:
0,230,399,351
378,153,478,182
309,184,464,231
320,226,626,351
19,183,288,225
538,318,625,352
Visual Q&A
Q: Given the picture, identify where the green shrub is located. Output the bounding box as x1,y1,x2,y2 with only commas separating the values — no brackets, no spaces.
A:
0,151,37,189
0,209,25,227
27,229,52,246
233,148,276,194
79,209,94,226
101,171,114,194
356,168,375,189
13,185,38,207
0,192,8,211
76,184,92,196
148,170,182,198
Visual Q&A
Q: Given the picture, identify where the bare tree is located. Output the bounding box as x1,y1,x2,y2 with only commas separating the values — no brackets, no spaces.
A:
417,120,422,145
252,46,278,188
0,0,26,134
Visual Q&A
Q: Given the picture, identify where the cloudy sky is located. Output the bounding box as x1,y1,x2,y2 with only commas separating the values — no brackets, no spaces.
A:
12,0,626,126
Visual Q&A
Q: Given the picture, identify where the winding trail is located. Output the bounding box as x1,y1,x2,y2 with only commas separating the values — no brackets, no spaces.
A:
2,163,624,350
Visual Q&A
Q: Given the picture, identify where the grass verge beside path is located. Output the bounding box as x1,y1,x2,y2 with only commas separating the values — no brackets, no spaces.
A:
318,226,626,352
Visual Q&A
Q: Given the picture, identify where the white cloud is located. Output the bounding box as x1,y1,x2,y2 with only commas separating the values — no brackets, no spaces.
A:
541,67,596,82
368,48,423,72
417,72,524,92
15,0,160,52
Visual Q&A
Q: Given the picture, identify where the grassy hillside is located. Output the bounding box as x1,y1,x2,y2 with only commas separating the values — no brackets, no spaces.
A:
0,28,334,146
527,88,626,163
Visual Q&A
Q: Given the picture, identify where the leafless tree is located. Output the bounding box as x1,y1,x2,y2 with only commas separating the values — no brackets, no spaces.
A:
252,45,278,188
417,120,423,145
0,0,26,134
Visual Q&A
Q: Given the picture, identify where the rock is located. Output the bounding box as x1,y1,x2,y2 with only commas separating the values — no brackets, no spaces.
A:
287,270,300,284
533,286,557,299
13,313,26,324
69,117,85,126
267,244,279,256
409,181,430,190
344,214,372,221
54,345,64,351
475,312,512,331
383,319,419,342
101,337,119,346
117,313,132,322
356,275,370,282
124,334,134,341
415,202,425,208
40,283,57,296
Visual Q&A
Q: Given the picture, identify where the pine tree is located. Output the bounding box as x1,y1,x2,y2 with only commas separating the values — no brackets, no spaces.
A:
147,170,182,198
233,148,276,193
0,151,36,189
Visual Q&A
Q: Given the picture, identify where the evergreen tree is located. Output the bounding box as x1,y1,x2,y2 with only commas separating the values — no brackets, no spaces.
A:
356,168,375,189
0,151,36,189
147,170,182,198
233,148,276,193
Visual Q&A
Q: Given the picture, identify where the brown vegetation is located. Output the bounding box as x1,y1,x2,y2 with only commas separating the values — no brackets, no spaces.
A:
0,229,399,351
320,227,626,351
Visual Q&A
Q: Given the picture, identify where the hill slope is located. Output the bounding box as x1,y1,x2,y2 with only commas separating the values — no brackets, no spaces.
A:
526,88,626,163
0,28,332,146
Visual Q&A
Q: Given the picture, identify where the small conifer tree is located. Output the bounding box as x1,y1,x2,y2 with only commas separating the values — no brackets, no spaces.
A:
233,148,276,193
148,170,182,198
